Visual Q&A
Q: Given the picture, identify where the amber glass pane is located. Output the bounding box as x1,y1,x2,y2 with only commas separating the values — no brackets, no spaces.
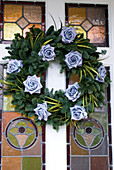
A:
4,23,22,40
69,8,86,25
70,74,79,85
2,135,21,156
72,26,86,38
24,5,41,23
23,24,41,37
88,26,105,44
2,157,21,170
3,112,21,132
17,17,29,28
87,8,105,25
4,5,22,22
82,20,92,31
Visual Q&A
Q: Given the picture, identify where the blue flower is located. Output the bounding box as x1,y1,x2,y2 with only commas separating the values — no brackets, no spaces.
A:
7,59,23,73
38,44,56,61
65,51,82,69
23,75,42,94
34,102,51,121
65,82,81,102
70,105,87,120
96,65,106,82
60,27,77,43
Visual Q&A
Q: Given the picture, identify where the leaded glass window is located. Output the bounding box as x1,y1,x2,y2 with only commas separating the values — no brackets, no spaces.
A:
67,67,112,170
0,1,45,42
65,4,109,47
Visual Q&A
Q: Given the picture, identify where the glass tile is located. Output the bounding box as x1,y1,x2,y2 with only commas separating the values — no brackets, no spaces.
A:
109,146,112,165
3,95,15,111
23,136,41,156
82,20,92,31
24,5,41,23
91,136,107,155
17,17,29,28
72,26,86,39
2,157,21,170
69,8,86,25
88,26,105,44
3,112,21,132
22,157,41,170
4,4,22,22
2,135,21,156
23,24,41,37
42,143,45,163
91,157,108,170
0,121,1,141
71,157,89,170
87,8,105,25
23,133,35,147
89,112,107,134
71,136,89,155
4,23,22,40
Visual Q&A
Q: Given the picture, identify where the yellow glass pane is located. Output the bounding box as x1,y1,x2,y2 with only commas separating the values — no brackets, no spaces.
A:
72,26,86,39
4,4,22,22
23,24,41,37
3,95,15,111
69,8,86,25
4,23,22,40
24,5,41,23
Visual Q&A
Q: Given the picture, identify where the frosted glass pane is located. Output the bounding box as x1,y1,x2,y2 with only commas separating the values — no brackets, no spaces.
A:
24,5,41,23
4,5,22,22
88,26,105,44
87,8,105,25
4,23,22,40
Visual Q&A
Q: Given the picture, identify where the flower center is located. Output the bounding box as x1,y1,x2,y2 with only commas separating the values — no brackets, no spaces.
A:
69,87,77,96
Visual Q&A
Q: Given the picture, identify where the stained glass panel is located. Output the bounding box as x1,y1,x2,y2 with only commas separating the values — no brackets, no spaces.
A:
1,2,45,42
67,67,112,169
65,3,109,47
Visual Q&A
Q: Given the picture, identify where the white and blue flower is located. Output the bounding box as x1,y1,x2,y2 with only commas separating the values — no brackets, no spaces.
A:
7,59,23,73
23,75,42,94
34,102,51,121
65,51,82,69
65,82,81,102
96,65,106,82
70,105,87,120
38,44,56,61
60,27,77,43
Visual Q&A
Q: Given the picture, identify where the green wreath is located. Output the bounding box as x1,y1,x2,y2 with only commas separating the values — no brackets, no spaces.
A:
1,25,110,131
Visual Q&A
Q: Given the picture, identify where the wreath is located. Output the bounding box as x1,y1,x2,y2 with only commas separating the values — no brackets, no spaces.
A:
1,25,110,131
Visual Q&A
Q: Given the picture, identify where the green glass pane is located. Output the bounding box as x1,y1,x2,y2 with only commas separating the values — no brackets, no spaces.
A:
91,134,102,147
72,26,86,39
26,128,34,134
17,121,27,127
24,133,35,147
89,112,107,134
22,157,41,170
76,133,87,146
8,133,19,147
3,95,15,111
84,121,94,127
93,128,101,134
9,127,18,134
77,128,85,134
